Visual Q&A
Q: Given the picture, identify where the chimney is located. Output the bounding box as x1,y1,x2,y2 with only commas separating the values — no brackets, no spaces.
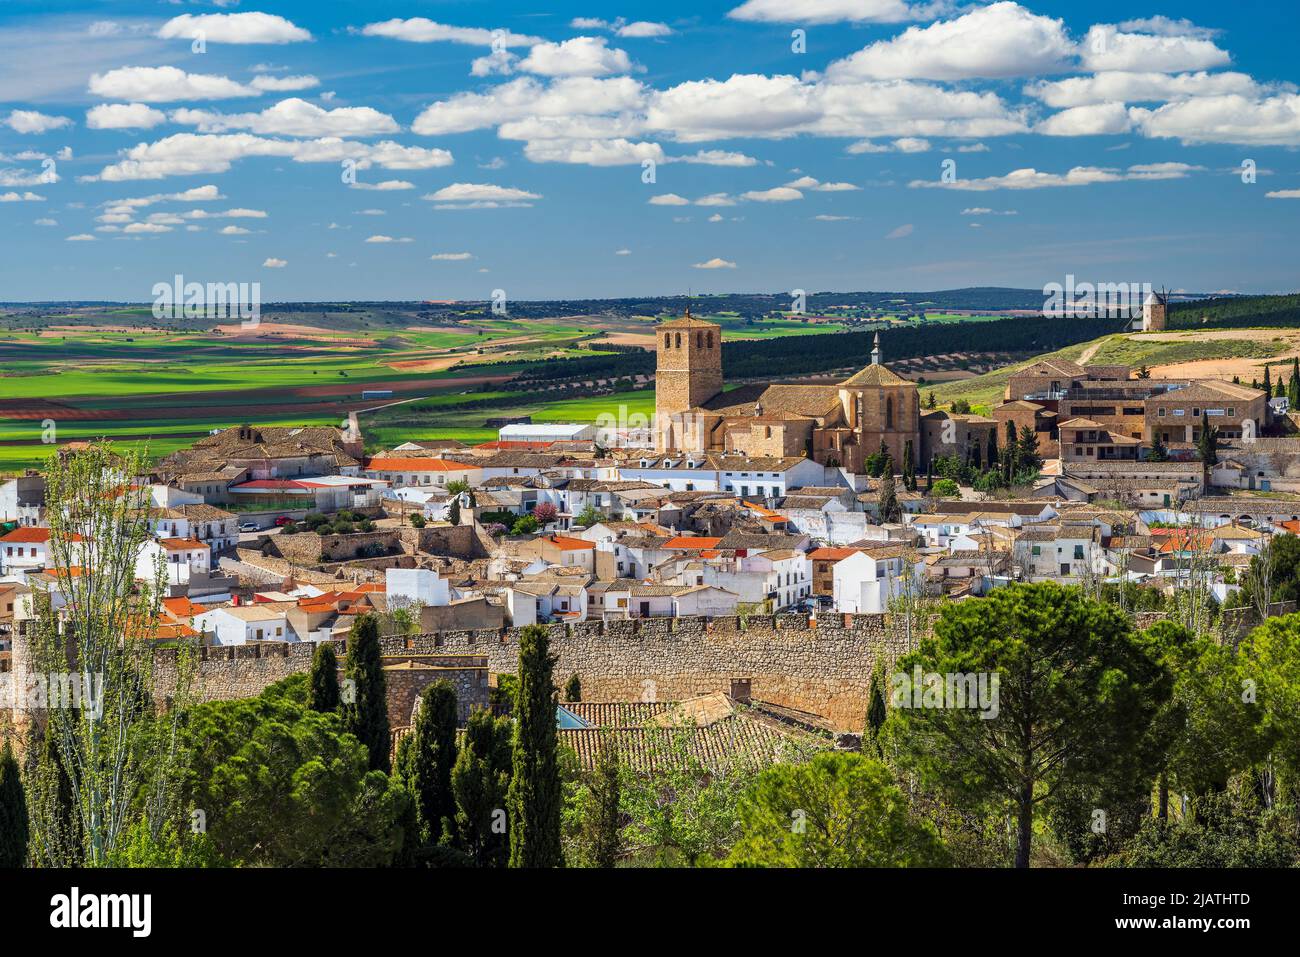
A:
729,677,752,705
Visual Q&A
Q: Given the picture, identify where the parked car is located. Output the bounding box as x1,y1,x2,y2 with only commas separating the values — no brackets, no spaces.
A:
273,516,295,527
238,522,259,533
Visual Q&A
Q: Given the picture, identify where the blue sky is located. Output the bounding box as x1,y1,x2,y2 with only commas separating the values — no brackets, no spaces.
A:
0,0,1296,302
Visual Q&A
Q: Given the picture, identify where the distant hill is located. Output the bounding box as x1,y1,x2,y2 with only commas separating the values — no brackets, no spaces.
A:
1171,294,1300,330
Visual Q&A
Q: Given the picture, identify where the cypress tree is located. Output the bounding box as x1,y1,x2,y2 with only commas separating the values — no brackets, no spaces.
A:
865,662,887,758
986,430,997,472
453,709,513,867
564,673,582,702
344,613,391,773
449,497,461,526
509,624,563,867
1003,420,1016,483
1276,377,1286,399
309,641,340,712
1197,411,1218,465
1148,432,1169,462
1263,364,1271,395
877,457,901,524
412,680,459,844
588,743,622,868
0,740,29,868
901,439,916,491
41,721,81,866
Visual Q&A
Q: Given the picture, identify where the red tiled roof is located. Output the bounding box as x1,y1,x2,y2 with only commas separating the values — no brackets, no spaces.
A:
158,537,207,551
365,457,481,471
808,547,863,561
662,536,723,550
1,527,52,543
547,535,595,551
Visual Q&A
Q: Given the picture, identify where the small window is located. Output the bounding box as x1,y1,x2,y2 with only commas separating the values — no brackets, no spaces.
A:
664,333,670,347
706,332,714,348
674,332,681,348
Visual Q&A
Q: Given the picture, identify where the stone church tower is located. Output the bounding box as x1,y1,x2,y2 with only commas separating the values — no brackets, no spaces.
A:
1141,290,1168,332
655,310,723,452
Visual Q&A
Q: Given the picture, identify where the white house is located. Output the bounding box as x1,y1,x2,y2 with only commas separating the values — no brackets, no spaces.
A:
136,538,211,586
363,456,482,489
616,454,826,500
833,545,925,614
386,567,451,608
0,475,45,527
194,603,291,645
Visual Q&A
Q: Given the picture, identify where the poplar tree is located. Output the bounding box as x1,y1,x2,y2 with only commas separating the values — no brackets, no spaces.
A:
0,740,28,868
508,625,563,867
309,642,340,712
344,613,391,773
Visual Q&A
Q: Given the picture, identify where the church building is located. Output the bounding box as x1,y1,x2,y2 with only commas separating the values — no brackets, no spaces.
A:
654,311,920,473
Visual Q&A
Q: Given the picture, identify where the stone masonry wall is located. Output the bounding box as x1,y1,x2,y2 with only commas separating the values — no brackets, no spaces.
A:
148,613,907,731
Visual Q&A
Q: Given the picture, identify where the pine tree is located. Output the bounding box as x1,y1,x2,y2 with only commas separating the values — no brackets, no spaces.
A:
309,641,340,712
877,457,901,524
926,391,936,409
509,624,563,867
1017,425,1041,474
865,662,887,758
453,708,513,867
1148,432,1169,462
564,673,582,702
0,740,29,868
412,680,459,844
588,743,622,868
901,439,916,491
1197,411,1218,466
344,613,391,773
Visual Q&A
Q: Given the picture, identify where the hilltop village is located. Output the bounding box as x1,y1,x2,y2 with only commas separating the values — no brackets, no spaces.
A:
4,306,1300,753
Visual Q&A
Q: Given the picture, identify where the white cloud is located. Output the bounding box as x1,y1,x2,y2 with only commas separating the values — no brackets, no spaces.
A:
123,222,171,233
0,191,44,202
728,0,921,25
422,183,541,203
412,77,644,136
364,235,413,243
1117,17,1219,40
826,3,1074,81
961,207,1016,215
813,214,857,221
614,247,632,254
350,180,416,191
617,22,673,38
159,13,310,44
909,162,1201,191
740,186,802,201
523,138,662,166
219,225,251,235
89,133,453,181
86,103,167,129
1131,94,1300,146
4,109,72,133
674,149,759,167
34,217,56,225
693,257,736,269
471,49,518,77
250,74,320,92
358,19,541,47
519,37,634,77
66,233,95,241
1080,25,1230,73
1266,189,1300,199
696,193,738,206
1036,102,1133,136
885,223,914,238
847,136,931,153
263,257,287,268
171,99,400,137
1026,71,1265,108
430,252,473,260
649,193,690,205
89,66,260,102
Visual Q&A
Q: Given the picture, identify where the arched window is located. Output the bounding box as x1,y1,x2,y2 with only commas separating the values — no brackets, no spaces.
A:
697,332,703,348
706,332,713,348
674,332,681,348
664,333,670,348
886,397,894,429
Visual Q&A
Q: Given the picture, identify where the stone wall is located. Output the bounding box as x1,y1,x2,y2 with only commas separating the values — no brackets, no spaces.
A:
141,613,905,731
